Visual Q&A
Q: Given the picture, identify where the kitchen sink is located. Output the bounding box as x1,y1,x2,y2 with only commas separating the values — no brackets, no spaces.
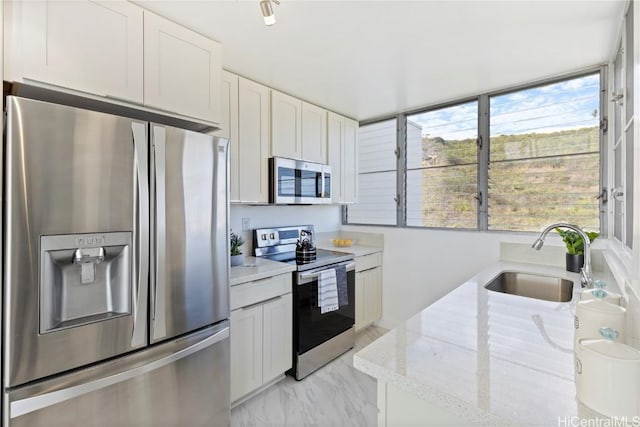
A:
484,272,574,302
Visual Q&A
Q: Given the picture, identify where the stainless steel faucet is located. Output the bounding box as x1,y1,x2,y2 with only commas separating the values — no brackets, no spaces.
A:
532,222,592,288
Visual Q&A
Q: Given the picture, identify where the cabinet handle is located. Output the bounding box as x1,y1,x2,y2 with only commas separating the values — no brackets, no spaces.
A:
241,296,282,311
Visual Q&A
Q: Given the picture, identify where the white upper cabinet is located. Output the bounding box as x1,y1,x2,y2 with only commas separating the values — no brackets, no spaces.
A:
343,117,359,203
215,71,270,204
143,10,222,124
301,102,328,164
238,77,270,204
328,112,359,204
271,90,302,159
214,71,240,201
327,113,344,203
271,91,328,164
6,0,143,102
5,1,223,123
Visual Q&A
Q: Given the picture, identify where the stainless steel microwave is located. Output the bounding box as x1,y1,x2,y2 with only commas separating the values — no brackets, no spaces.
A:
269,157,331,204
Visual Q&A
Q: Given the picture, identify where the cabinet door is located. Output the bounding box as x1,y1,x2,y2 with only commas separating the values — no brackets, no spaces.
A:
301,102,327,164
343,118,359,204
238,77,270,203
144,10,222,123
355,272,366,331
215,71,240,202
364,267,382,325
271,90,302,159
262,293,293,383
230,305,263,402
327,112,344,203
20,0,143,102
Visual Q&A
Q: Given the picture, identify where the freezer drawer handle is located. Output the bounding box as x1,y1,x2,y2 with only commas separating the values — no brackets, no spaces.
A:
9,327,229,419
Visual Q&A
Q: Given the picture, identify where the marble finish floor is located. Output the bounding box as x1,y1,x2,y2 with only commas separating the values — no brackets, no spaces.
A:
231,326,388,427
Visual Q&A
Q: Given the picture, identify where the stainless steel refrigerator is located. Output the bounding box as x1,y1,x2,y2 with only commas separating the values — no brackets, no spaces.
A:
2,96,230,426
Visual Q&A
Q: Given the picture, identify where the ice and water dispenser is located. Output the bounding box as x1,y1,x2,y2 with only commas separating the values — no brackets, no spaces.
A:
39,232,132,333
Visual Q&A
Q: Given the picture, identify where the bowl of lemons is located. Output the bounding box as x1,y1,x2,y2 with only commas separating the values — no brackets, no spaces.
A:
332,238,354,247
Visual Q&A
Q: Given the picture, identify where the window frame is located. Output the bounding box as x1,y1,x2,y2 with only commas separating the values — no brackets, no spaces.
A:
344,67,607,234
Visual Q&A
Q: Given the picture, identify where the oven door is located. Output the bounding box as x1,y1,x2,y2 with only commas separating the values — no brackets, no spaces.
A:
293,260,355,355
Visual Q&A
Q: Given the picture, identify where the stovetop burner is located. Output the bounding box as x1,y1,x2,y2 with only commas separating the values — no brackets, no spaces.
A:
253,226,354,271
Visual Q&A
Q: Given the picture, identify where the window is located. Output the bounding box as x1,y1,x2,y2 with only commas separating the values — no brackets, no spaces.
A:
610,0,635,249
346,119,397,225
406,102,478,228
488,75,601,232
346,72,604,233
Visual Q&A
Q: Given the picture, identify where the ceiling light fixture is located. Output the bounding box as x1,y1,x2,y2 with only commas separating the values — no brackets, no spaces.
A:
260,0,279,26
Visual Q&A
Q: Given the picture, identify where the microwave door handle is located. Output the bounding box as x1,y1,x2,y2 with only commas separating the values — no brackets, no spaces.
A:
131,122,149,348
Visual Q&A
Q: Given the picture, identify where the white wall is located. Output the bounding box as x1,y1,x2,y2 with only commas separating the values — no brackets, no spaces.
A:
341,225,572,328
230,205,342,256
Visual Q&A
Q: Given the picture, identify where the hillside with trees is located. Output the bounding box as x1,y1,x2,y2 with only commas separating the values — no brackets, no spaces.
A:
416,126,600,231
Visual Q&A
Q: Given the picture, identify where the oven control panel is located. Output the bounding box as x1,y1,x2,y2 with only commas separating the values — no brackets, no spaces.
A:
253,226,314,248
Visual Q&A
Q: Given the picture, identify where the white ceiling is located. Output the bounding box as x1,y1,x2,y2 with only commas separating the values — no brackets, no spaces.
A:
135,0,626,121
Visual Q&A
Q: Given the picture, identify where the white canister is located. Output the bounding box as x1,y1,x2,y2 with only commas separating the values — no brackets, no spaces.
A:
575,328,640,418
575,298,626,343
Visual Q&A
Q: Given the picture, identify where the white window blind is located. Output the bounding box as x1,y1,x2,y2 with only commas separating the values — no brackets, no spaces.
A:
347,119,397,225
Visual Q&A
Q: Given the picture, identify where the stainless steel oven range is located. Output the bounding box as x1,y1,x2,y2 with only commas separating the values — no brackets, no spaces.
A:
254,226,355,380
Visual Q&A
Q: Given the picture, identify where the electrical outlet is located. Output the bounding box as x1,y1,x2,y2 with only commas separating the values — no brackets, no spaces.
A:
241,217,251,232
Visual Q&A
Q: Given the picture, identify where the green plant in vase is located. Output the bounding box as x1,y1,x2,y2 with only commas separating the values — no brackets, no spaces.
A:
555,228,598,273
230,231,246,266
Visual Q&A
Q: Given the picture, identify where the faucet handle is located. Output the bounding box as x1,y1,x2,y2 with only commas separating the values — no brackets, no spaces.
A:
579,268,592,288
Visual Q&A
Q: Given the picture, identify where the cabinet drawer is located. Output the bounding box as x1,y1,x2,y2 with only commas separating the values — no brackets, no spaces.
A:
230,274,292,310
356,252,382,272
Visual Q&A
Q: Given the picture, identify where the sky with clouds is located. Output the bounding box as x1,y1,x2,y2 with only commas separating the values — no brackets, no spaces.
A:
407,73,600,141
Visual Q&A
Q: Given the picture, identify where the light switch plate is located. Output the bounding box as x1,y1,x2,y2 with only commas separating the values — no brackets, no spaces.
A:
241,217,250,231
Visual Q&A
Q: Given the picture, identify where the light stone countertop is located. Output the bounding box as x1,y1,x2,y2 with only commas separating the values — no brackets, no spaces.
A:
315,241,383,257
353,261,586,426
230,256,295,286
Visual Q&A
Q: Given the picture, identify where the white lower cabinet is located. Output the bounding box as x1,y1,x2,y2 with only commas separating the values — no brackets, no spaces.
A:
230,274,292,404
262,295,293,382
230,304,263,401
355,252,383,331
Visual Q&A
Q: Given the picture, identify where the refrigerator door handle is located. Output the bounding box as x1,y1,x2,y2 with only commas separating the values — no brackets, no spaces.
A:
9,326,230,419
152,126,167,340
131,122,149,348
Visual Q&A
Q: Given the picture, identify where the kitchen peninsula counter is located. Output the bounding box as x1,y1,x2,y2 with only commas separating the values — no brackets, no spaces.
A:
353,261,586,426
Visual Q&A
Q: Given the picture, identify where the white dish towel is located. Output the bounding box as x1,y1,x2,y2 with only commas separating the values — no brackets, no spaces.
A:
318,269,339,314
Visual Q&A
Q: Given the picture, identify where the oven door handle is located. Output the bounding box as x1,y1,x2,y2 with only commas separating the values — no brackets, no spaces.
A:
297,262,356,285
